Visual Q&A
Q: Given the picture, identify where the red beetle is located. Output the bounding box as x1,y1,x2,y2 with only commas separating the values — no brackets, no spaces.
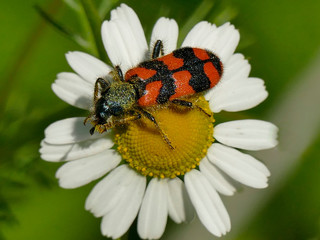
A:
85,40,223,147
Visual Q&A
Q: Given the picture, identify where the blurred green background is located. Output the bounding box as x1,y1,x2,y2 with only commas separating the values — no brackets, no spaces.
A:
0,0,319,239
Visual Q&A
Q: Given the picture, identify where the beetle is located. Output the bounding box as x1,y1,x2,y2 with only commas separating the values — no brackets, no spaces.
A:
84,40,223,148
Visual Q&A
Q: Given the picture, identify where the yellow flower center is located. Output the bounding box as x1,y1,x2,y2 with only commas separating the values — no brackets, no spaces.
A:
115,96,214,179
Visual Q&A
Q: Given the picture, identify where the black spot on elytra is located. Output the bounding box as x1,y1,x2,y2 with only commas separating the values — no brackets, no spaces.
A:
137,60,176,104
173,47,211,92
207,51,223,76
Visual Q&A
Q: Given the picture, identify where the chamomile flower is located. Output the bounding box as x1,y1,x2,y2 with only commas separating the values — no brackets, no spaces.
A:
40,3,278,239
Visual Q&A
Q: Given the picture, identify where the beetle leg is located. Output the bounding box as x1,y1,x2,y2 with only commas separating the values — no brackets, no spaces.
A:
138,108,174,149
94,78,110,103
172,99,211,117
83,116,90,125
115,65,125,82
91,111,141,135
152,40,164,59
172,99,192,107
106,111,141,128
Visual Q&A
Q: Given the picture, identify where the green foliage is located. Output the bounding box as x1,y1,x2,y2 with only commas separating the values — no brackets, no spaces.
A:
238,133,320,240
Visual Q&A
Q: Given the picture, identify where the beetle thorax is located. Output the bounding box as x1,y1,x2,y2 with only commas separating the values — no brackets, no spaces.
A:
105,82,136,113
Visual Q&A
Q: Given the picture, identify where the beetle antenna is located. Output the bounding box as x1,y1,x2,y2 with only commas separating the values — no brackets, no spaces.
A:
89,127,95,135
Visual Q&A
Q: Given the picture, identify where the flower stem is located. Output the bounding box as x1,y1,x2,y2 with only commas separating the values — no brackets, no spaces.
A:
34,4,89,49
179,0,215,43
79,0,108,62
98,0,119,19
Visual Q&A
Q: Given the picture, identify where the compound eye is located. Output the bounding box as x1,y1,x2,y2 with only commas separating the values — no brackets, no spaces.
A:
96,98,111,121
99,110,110,119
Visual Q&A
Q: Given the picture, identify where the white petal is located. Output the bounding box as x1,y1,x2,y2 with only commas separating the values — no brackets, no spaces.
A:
52,72,93,110
207,143,270,188
40,137,113,162
210,23,240,63
166,178,194,223
110,4,148,54
199,157,236,195
182,22,239,62
56,149,121,189
102,20,147,74
65,51,112,84
85,165,140,217
209,77,268,113
221,53,251,83
182,21,216,49
214,120,279,150
100,170,146,239
102,4,148,74
150,17,179,56
138,178,168,240
44,117,106,144
185,170,230,236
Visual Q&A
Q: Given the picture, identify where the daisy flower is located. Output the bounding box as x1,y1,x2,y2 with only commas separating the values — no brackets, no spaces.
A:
40,3,278,239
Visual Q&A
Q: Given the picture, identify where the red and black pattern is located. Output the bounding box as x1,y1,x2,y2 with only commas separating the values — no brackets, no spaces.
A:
88,46,222,143
125,47,223,106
